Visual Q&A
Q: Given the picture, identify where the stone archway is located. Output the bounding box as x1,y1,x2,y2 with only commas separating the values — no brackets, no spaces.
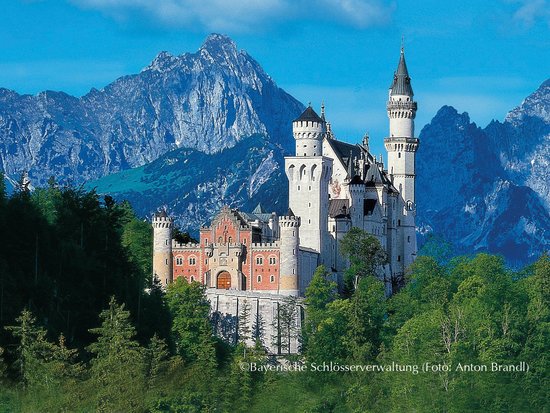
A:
217,271,231,289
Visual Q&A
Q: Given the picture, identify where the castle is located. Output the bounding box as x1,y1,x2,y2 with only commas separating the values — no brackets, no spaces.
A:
152,47,419,351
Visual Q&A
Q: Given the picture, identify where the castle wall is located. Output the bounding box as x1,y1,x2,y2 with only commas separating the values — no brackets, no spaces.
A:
207,289,303,354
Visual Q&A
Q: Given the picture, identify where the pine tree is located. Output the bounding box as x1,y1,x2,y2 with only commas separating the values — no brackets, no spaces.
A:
5,308,58,389
87,297,145,412
144,333,170,390
238,299,252,346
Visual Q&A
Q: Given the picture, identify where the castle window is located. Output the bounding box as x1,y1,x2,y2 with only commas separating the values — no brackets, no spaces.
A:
204,238,208,245
398,220,401,226
190,276,195,282
407,236,410,243
205,259,208,264
165,259,168,265
398,255,401,262
243,238,247,244
228,237,232,243
309,186,311,191
176,257,183,266
218,236,222,243
270,275,275,283
398,152,401,158
165,240,169,246
257,275,262,283
298,185,300,191
269,257,276,265
189,257,196,265
256,257,263,265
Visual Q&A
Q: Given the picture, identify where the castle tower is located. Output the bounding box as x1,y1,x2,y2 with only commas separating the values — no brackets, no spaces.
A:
348,175,366,227
285,105,333,262
152,210,173,288
279,210,300,295
384,45,419,270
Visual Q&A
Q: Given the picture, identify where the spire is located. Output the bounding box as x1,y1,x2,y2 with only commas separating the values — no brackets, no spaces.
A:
390,43,414,97
320,102,325,121
347,150,354,179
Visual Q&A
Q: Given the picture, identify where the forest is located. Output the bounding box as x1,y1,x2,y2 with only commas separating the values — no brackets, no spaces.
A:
0,175,548,412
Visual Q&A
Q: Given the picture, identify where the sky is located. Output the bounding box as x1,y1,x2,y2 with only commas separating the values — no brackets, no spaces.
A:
2,0,549,156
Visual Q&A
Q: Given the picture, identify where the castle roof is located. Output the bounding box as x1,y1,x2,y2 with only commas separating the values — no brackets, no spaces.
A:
328,199,350,218
349,175,364,185
390,49,414,96
155,209,168,218
294,106,324,123
325,139,362,173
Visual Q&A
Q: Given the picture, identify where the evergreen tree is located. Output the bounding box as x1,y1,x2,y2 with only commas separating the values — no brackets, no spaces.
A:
87,297,146,412
238,299,252,346
144,333,170,390
5,308,58,389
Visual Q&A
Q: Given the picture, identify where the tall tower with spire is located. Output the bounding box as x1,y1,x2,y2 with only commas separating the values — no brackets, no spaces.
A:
384,45,419,272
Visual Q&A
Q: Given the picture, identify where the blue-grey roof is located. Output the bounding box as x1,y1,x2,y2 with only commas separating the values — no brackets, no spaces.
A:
390,50,414,96
294,106,324,123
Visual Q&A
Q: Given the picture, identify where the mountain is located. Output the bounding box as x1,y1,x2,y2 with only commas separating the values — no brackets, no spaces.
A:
86,135,287,231
416,79,550,266
0,34,303,187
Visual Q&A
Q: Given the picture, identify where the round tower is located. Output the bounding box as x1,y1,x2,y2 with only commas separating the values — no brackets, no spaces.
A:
292,105,326,157
152,210,173,288
279,209,300,296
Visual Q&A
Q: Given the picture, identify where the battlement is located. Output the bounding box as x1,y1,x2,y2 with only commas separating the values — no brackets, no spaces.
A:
152,216,173,229
173,241,200,249
279,216,300,227
251,242,280,249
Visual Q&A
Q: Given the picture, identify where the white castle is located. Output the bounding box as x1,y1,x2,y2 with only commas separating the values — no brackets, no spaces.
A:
152,47,419,351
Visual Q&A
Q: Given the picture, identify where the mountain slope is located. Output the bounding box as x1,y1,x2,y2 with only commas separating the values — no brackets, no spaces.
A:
417,80,550,266
0,34,303,186
86,135,287,232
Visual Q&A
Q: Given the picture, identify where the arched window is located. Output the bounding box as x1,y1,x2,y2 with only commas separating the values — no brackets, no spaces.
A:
269,256,276,265
270,275,275,283
256,256,263,265
189,256,196,265
175,256,183,266
257,275,262,283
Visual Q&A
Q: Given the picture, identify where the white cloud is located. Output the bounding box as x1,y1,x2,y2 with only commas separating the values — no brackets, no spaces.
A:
509,0,550,27
70,0,394,32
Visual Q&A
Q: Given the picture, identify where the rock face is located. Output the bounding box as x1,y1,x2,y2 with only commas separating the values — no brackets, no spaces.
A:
86,135,288,232
0,34,303,186
416,79,550,267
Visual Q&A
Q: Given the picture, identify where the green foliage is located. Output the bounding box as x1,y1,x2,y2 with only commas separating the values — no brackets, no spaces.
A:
87,297,146,412
347,276,386,362
165,278,215,364
0,180,547,411
340,227,387,291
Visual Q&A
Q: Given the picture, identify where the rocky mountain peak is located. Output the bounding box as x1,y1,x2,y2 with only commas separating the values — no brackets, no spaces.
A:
506,78,550,124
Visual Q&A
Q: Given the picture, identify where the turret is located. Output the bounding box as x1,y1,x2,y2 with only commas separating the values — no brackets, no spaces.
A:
278,209,300,296
292,105,326,157
152,210,174,288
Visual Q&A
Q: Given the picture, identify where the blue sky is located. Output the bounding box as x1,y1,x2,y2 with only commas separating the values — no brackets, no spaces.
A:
2,0,549,155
